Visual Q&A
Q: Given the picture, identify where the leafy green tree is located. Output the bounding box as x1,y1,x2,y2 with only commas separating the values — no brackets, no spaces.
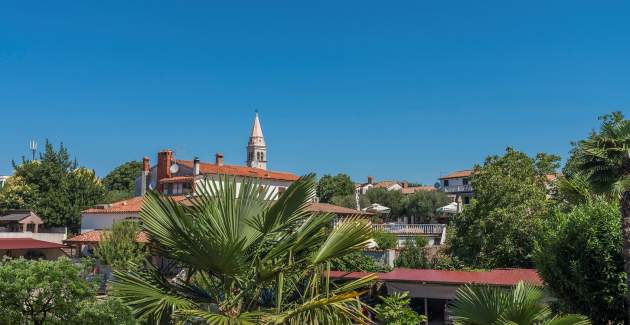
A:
112,175,376,324
102,161,142,201
0,258,94,325
0,176,37,214
94,220,148,272
535,200,627,323
404,191,449,223
374,292,427,325
365,188,406,220
330,251,391,273
449,148,552,268
316,173,355,203
330,194,370,210
6,141,105,229
74,297,136,325
449,281,590,325
572,111,630,313
374,231,398,249
395,236,429,269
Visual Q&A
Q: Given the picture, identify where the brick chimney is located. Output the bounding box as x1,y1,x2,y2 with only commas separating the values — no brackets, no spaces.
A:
402,181,408,188
156,150,173,192
140,157,150,196
367,176,373,185
193,157,200,176
215,153,224,166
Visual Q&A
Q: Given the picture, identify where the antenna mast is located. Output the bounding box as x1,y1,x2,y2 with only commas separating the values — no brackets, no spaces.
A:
29,140,37,161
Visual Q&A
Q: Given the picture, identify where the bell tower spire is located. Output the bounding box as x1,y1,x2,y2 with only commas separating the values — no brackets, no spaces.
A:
247,111,267,170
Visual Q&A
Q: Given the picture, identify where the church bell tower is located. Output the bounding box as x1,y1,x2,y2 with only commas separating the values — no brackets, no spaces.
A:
246,111,267,170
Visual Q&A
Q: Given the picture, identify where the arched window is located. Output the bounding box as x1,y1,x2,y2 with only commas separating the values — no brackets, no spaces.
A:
260,153,264,161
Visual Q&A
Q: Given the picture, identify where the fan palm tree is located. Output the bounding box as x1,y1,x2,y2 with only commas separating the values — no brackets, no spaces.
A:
449,281,590,325
573,111,630,312
111,174,376,324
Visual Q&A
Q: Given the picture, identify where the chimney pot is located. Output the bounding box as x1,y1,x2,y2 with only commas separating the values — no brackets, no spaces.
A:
193,157,200,176
215,153,224,166
142,157,150,172
156,150,173,192
367,176,373,185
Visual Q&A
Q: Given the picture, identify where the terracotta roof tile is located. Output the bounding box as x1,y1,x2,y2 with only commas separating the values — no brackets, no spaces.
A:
82,196,189,214
65,230,149,244
401,186,437,194
176,160,299,181
439,170,473,180
306,203,373,216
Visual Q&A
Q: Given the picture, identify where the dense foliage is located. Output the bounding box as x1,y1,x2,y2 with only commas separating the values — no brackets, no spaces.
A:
571,111,630,314
374,292,427,325
535,201,627,324
373,230,398,249
0,258,134,325
0,141,105,229
450,281,590,324
395,236,429,269
94,220,148,272
364,188,448,223
316,173,355,203
102,161,142,202
112,175,376,324
449,148,557,268
330,251,391,273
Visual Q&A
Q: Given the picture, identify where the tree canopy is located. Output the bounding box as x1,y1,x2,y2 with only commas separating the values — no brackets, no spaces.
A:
534,201,627,324
0,258,134,325
102,161,142,202
449,148,555,268
0,141,105,229
316,173,355,203
94,220,148,272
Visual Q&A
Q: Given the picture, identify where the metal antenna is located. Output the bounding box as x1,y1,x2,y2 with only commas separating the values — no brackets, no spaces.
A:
29,140,37,161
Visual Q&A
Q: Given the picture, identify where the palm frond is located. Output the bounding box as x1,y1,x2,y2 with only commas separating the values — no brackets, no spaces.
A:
310,217,373,265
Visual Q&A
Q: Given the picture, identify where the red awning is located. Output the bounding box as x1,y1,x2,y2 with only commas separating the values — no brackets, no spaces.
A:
0,238,66,250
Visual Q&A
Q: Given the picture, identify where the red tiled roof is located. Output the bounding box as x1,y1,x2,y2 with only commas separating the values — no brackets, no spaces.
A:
0,238,66,250
306,203,373,216
82,196,189,214
159,176,194,184
373,181,399,189
402,186,437,194
439,170,473,180
177,160,299,182
64,230,149,244
329,268,542,286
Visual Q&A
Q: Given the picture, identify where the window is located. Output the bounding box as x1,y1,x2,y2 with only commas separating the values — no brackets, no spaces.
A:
277,187,286,198
464,196,470,204
463,178,469,185
443,179,449,187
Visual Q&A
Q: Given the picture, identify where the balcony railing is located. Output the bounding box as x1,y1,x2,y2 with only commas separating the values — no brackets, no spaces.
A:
442,184,473,193
372,223,446,235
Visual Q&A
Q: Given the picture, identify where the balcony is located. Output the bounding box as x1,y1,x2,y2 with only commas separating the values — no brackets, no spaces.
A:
442,184,473,193
372,223,446,235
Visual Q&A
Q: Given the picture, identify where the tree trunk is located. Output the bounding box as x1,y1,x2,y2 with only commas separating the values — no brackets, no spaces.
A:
621,190,630,321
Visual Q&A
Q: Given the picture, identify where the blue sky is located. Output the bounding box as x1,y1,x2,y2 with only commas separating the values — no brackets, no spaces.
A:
0,1,628,184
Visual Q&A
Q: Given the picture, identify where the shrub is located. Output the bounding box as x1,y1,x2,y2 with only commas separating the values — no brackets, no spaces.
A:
374,231,398,249
330,251,391,273
395,236,429,269
375,292,427,325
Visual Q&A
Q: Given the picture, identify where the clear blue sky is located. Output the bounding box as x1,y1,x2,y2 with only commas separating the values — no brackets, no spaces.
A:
1,1,628,184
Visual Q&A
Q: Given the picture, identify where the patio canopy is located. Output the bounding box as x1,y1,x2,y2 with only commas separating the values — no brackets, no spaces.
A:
436,202,459,214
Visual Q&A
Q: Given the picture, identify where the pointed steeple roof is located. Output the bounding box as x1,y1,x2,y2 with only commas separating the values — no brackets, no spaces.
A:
250,111,265,140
